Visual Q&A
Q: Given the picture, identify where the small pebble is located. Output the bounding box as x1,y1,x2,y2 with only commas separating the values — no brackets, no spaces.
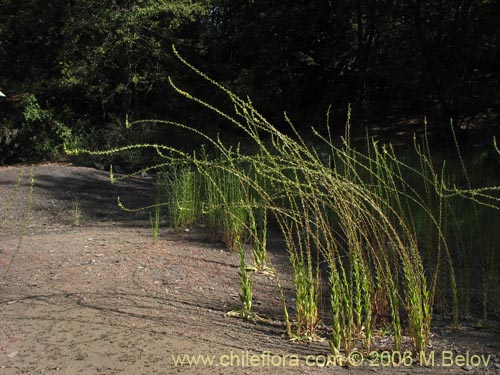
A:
462,365,473,371
7,351,18,358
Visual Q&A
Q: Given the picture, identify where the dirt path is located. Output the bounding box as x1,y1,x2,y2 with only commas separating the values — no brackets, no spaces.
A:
0,164,499,374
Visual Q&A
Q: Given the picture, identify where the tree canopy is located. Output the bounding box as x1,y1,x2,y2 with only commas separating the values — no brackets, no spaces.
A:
1,0,499,163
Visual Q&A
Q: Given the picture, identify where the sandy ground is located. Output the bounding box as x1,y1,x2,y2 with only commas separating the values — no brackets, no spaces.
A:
0,164,499,374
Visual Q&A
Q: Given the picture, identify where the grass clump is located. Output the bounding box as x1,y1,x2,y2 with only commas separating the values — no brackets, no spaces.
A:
64,45,500,355
150,204,161,242
199,159,248,252
247,202,269,272
72,198,81,226
226,238,256,321
167,164,201,230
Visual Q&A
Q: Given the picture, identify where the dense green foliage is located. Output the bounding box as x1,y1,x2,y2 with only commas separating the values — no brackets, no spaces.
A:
0,0,212,163
66,50,500,353
1,0,499,163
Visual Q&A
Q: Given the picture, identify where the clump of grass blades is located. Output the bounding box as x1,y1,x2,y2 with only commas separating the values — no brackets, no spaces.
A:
64,45,500,355
198,158,248,252
160,49,462,352
247,202,269,273
246,158,271,272
278,191,322,341
72,198,81,227
150,204,161,242
168,164,201,230
227,237,257,321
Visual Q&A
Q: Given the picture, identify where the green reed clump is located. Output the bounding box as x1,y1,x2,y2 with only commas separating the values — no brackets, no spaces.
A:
201,163,224,240
279,189,322,341
227,238,255,321
246,158,271,272
238,241,253,317
327,261,342,354
168,164,201,229
64,45,500,355
247,203,268,272
199,159,248,252
150,204,161,242
285,233,321,340
160,51,437,350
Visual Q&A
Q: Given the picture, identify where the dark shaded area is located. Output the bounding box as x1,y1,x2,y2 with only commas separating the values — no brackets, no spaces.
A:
0,165,156,229
1,0,499,165
36,171,155,224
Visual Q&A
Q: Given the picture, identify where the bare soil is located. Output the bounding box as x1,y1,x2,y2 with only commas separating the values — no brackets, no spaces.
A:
0,164,499,374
